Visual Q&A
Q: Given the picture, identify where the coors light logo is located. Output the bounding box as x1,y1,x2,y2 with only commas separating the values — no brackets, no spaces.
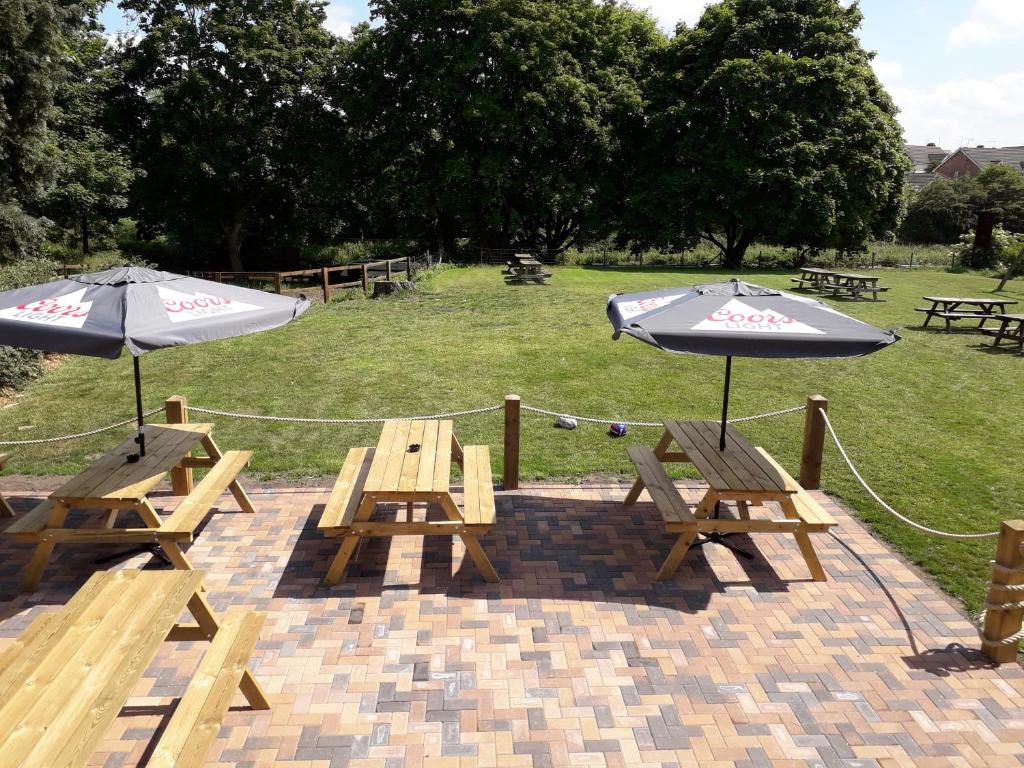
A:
691,299,825,335
0,288,93,328
159,286,261,323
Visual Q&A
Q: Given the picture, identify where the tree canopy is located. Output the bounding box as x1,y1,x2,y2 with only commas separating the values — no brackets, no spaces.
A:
632,0,908,267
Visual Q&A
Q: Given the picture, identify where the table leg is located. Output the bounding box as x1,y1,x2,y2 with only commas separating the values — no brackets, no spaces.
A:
923,303,939,328
0,493,15,518
736,501,751,521
21,501,70,592
440,495,499,583
201,434,256,514
656,527,697,581
625,429,673,506
104,510,119,528
994,320,1009,347
450,434,465,470
323,494,376,586
780,497,826,581
185,590,271,710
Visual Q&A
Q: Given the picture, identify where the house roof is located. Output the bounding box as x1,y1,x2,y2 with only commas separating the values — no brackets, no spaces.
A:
906,172,939,190
905,144,950,167
958,146,1024,173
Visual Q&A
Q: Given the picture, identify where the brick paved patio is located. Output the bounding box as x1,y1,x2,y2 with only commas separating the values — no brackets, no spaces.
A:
1,480,1022,767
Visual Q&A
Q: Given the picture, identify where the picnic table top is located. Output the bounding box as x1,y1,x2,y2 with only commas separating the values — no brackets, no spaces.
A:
995,313,1024,321
51,422,212,504
664,420,793,495
830,272,879,281
922,296,1018,306
798,267,834,275
363,419,455,496
0,570,204,767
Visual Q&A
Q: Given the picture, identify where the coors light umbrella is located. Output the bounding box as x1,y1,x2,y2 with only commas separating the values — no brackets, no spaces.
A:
0,266,309,460
607,279,898,450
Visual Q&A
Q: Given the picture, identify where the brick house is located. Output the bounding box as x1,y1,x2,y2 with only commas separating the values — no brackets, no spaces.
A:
934,146,1024,180
905,143,950,173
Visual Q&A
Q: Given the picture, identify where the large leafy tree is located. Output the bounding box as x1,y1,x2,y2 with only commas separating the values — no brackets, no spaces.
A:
43,22,138,254
0,0,80,258
900,180,972,244
635,0,908,268
340,0,663,253
114,0,340,270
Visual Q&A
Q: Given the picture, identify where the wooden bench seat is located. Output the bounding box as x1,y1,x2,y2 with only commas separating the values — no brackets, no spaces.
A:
461,445,496,527
319,447,375,536
161,450,253,539
149,609,268,768
4,498,56,539
754,448,836,532
626,446,694,529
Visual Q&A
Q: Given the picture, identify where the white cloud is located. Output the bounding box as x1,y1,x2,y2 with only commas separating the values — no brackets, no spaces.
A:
872,58,904,86
949,0,1024,46
324,2,355,38
886,70,1024,148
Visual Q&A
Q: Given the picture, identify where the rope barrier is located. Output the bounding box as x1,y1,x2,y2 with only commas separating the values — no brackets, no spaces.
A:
0,408,163,446
187,404,503,425
519,403,804,428
820,410,999,541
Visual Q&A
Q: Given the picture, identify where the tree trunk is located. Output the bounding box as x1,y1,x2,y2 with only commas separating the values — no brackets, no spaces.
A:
81,218,89,255
224,216,245,272
974,211,996,251
721,231,756,270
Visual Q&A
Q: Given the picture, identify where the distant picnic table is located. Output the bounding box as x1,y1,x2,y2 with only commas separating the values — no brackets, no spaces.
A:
916,296,1019,333
503,253,551,285
981,313,1024,352
791,268,887,300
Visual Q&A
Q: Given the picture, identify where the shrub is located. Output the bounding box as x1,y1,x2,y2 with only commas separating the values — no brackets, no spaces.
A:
0,257,60,390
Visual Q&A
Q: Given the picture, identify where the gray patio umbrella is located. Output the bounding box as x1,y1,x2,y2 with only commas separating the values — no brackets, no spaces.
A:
0,266,309,460
607,279,899,450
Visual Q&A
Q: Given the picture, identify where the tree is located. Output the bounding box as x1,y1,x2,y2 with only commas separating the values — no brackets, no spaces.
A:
0,0,76,259
635,0,908,268
43,22,138,254
114,0,340,270
969,164,1024,249
339,0,664,253
900,179,972,244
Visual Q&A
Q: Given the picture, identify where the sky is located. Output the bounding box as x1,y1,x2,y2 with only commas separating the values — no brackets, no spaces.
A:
99,0,1024,149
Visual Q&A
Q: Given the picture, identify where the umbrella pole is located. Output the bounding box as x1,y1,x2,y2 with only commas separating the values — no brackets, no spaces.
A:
133,356,145,459
720,356,732,451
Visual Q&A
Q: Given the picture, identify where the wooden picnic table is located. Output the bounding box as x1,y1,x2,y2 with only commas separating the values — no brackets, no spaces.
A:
0,452,13,518
504,253,550,284
790,267,835,290
0,570,269,768
916,296,1019,333
820,272,887,301
981,313,1024,352
624,420,835,581
318,419,499,584
3,422,255,591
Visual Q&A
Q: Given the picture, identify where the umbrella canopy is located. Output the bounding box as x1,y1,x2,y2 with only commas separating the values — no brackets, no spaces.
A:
607,279,898,449
0,266,309,458
0,266,308,359
608,279,898,359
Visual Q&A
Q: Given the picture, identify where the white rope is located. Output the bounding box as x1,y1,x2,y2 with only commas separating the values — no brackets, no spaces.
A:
519,404,803,428
187,404,502,425
977,614,1024,646
820,410,999,540
0,408,163,446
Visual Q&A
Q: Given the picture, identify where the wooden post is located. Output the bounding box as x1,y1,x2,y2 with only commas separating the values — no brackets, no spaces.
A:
406,255,413,278
503,395,521,491
361,263,369,294
273,274,283,294
165,396,193,494
981,521,1024,663
386,260,392,280
799,395,828,490
322,267,331,303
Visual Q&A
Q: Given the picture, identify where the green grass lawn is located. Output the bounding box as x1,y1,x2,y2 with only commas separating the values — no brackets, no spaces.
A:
2,265,1023,613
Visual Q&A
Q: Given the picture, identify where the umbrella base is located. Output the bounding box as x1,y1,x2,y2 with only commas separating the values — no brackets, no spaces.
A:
94,544,172,566
690,532,755,560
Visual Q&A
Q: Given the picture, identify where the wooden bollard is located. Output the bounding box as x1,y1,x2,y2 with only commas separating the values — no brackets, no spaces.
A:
322,267,331,303
503,395,521,491
799,395,828,490
361,264,369,294
981,521,1024,663
386,260,393,280
165,395,193,494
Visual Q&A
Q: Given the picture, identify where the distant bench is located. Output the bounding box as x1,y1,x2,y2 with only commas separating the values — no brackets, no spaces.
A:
916,296,1018,333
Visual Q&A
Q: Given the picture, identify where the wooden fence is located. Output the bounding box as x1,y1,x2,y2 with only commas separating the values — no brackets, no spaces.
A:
192,256,415,303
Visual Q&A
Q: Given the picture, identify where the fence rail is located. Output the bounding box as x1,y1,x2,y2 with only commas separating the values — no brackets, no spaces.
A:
191,256,417,302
